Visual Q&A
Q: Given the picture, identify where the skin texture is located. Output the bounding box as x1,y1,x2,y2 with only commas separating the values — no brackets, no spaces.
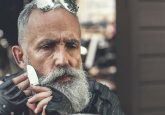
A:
24,8,81,75
10,8,82,115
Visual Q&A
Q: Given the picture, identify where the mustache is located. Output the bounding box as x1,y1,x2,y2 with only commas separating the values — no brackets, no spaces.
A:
39,67,86,85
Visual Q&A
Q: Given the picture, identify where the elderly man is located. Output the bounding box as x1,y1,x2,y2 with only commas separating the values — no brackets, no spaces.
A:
0,0,124,115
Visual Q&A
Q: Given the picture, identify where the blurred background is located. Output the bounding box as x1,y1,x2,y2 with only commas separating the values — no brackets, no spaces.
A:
1,0,165,115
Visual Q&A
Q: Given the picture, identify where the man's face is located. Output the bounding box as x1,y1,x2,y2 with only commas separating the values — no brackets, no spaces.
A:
24,8,81,77
17,8,90,112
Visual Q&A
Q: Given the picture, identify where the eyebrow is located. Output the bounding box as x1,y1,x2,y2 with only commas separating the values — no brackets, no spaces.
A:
37,39,59,47
64,39,80,45
37,38,80,46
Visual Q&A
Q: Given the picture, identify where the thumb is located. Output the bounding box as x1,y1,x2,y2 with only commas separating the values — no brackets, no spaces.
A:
26,101,37,111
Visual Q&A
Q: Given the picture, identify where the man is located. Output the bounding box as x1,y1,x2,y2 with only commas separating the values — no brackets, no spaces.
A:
0,0,124,115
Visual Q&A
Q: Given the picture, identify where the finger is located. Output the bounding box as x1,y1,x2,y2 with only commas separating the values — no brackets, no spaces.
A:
31,85,51,93
26,102,37,111
17,79,30,90
28,91,52,103
35,96,52,114
41,105,47,115
12,73,28,84
24,89,32,96
0,81,4,85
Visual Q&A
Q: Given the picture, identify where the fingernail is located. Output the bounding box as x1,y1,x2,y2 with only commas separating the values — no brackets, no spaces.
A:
35,109,38,113
28,98,33,103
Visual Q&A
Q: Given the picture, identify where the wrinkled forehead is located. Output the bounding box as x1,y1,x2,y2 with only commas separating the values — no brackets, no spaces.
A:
28,8,79,28
24,8,81,43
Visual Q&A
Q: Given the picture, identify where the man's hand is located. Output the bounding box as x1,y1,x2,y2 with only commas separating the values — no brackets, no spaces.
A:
12,73,31,96
0,73,30,115
27,86,52,115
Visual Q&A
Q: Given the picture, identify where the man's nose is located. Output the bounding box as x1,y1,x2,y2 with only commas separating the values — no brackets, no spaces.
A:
54,50,69,67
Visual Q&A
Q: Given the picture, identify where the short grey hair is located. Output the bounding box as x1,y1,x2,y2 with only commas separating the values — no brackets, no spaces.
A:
18,1,36,46
17,0,78,47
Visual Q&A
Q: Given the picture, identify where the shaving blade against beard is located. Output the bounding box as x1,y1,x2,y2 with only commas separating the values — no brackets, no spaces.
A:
26,65,39,86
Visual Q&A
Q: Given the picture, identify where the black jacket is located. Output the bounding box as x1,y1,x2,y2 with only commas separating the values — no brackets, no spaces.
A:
0,73,125,115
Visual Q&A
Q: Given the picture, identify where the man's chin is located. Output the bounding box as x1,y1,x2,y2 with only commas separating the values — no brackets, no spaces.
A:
38,67,91,112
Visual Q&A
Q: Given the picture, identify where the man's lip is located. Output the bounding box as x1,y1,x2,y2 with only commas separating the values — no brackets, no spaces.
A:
55,75,72,83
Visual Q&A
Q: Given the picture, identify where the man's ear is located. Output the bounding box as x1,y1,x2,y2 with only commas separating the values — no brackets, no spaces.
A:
12,45,26,69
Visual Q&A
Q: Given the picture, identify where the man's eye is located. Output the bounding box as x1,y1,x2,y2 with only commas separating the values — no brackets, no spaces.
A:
40,43,54,50
66,42,78,49
41,44,51,49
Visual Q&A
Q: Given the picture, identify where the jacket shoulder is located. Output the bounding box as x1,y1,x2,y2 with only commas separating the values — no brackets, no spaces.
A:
88,79,119,105
85,79,125,115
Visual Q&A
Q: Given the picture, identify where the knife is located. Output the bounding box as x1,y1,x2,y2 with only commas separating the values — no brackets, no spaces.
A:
27,65,39,85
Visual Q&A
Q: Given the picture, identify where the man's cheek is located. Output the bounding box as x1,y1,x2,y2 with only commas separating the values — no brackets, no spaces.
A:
75,57,82,69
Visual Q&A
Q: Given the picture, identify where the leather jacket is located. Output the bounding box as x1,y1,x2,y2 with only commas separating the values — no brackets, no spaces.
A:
0,73,125,115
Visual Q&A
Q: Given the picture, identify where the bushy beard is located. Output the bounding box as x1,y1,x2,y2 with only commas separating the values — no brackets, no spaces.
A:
38,67,91,112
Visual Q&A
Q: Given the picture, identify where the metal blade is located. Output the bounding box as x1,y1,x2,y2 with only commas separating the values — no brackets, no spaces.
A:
27,65,39,85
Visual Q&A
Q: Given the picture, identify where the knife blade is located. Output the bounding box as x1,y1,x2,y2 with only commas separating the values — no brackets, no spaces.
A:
27,65,39,85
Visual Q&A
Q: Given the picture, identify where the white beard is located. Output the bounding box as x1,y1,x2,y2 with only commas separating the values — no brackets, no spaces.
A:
38,67,91,112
